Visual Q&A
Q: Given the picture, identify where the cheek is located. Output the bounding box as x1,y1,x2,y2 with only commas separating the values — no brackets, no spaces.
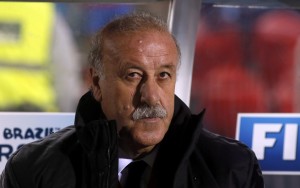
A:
161,85,175,112
166,97,175,120
101,85,135,120
157,92,174,127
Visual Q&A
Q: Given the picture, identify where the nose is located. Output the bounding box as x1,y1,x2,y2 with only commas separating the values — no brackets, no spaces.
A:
139,78,160,106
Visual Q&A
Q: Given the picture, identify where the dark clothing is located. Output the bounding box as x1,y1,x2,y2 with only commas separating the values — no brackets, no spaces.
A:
0,92,264,188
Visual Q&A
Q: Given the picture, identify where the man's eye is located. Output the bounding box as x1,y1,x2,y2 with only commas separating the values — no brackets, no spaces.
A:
127,72,142,79
159,72,171,79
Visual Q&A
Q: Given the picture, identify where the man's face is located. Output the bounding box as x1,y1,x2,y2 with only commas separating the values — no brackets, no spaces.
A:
93,30,179,156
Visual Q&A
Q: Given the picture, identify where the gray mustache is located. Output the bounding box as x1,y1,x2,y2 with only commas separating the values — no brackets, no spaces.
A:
132,104,167,120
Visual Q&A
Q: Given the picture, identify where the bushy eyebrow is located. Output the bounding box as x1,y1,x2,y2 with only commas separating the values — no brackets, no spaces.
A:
116,62,141,78
119,62,142,72
160,64,177,71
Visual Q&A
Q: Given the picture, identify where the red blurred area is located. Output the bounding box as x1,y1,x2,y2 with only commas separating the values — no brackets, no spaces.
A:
252,10,300,88
252,10,300,112
193,21,243,76
192,65,268,138
191,10,300,138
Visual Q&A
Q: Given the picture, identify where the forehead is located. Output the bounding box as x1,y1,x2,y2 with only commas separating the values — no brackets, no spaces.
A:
103,30,179,59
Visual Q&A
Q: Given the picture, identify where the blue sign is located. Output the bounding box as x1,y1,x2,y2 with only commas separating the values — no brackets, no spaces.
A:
236,113,300,175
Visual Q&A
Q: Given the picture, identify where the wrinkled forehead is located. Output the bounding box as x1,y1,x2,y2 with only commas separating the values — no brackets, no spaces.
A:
103,30,180,60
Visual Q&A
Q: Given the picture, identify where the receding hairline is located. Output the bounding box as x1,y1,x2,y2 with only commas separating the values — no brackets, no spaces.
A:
103,12,169,33
100,12,175,47
88,12,181,74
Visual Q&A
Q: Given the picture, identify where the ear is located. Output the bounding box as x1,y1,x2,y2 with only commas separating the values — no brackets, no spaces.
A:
90,68,102,102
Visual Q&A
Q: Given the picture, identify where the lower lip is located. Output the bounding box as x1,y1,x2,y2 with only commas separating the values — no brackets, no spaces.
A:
139,117,161,123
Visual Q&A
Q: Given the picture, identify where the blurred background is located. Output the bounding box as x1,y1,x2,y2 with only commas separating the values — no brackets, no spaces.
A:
1,1,300,187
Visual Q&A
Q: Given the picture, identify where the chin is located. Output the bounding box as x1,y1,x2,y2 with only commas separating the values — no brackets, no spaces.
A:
133,128,167,147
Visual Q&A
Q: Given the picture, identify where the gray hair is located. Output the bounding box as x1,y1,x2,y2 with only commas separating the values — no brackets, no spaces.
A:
132,104,167,120
88,12,181,78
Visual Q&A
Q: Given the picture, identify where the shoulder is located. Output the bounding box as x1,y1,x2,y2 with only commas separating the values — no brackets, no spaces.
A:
4,126,78,187
188,112,256,165
12,125,77,162
198,129,257,167
196,129,263,182
190,129,264,187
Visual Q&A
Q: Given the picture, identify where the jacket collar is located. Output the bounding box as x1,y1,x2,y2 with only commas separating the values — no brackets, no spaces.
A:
74,91,105,128
74,91,206,187
73,91,205,158
149,96,205,188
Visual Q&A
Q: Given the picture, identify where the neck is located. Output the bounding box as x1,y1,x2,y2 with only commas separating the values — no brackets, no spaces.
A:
119,139,155,159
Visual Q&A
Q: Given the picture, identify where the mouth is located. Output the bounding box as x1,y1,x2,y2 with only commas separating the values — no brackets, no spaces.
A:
137,117,162,123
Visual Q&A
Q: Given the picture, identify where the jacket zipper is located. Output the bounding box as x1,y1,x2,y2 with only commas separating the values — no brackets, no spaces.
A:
106,121,111,188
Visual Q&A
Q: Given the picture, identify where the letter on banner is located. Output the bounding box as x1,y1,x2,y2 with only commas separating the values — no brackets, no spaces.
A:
283,124,298,160
252,123,282,160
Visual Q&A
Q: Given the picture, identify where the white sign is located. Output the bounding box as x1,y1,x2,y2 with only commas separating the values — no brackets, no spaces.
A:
0,112,75,173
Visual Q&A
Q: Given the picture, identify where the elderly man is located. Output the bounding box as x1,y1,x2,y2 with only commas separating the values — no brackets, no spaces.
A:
0,12,264,188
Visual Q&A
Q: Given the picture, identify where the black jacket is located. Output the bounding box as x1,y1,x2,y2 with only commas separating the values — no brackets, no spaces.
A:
0,92,264,188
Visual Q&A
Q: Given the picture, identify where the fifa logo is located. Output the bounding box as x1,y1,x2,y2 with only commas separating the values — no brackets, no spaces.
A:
236,113,300,175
